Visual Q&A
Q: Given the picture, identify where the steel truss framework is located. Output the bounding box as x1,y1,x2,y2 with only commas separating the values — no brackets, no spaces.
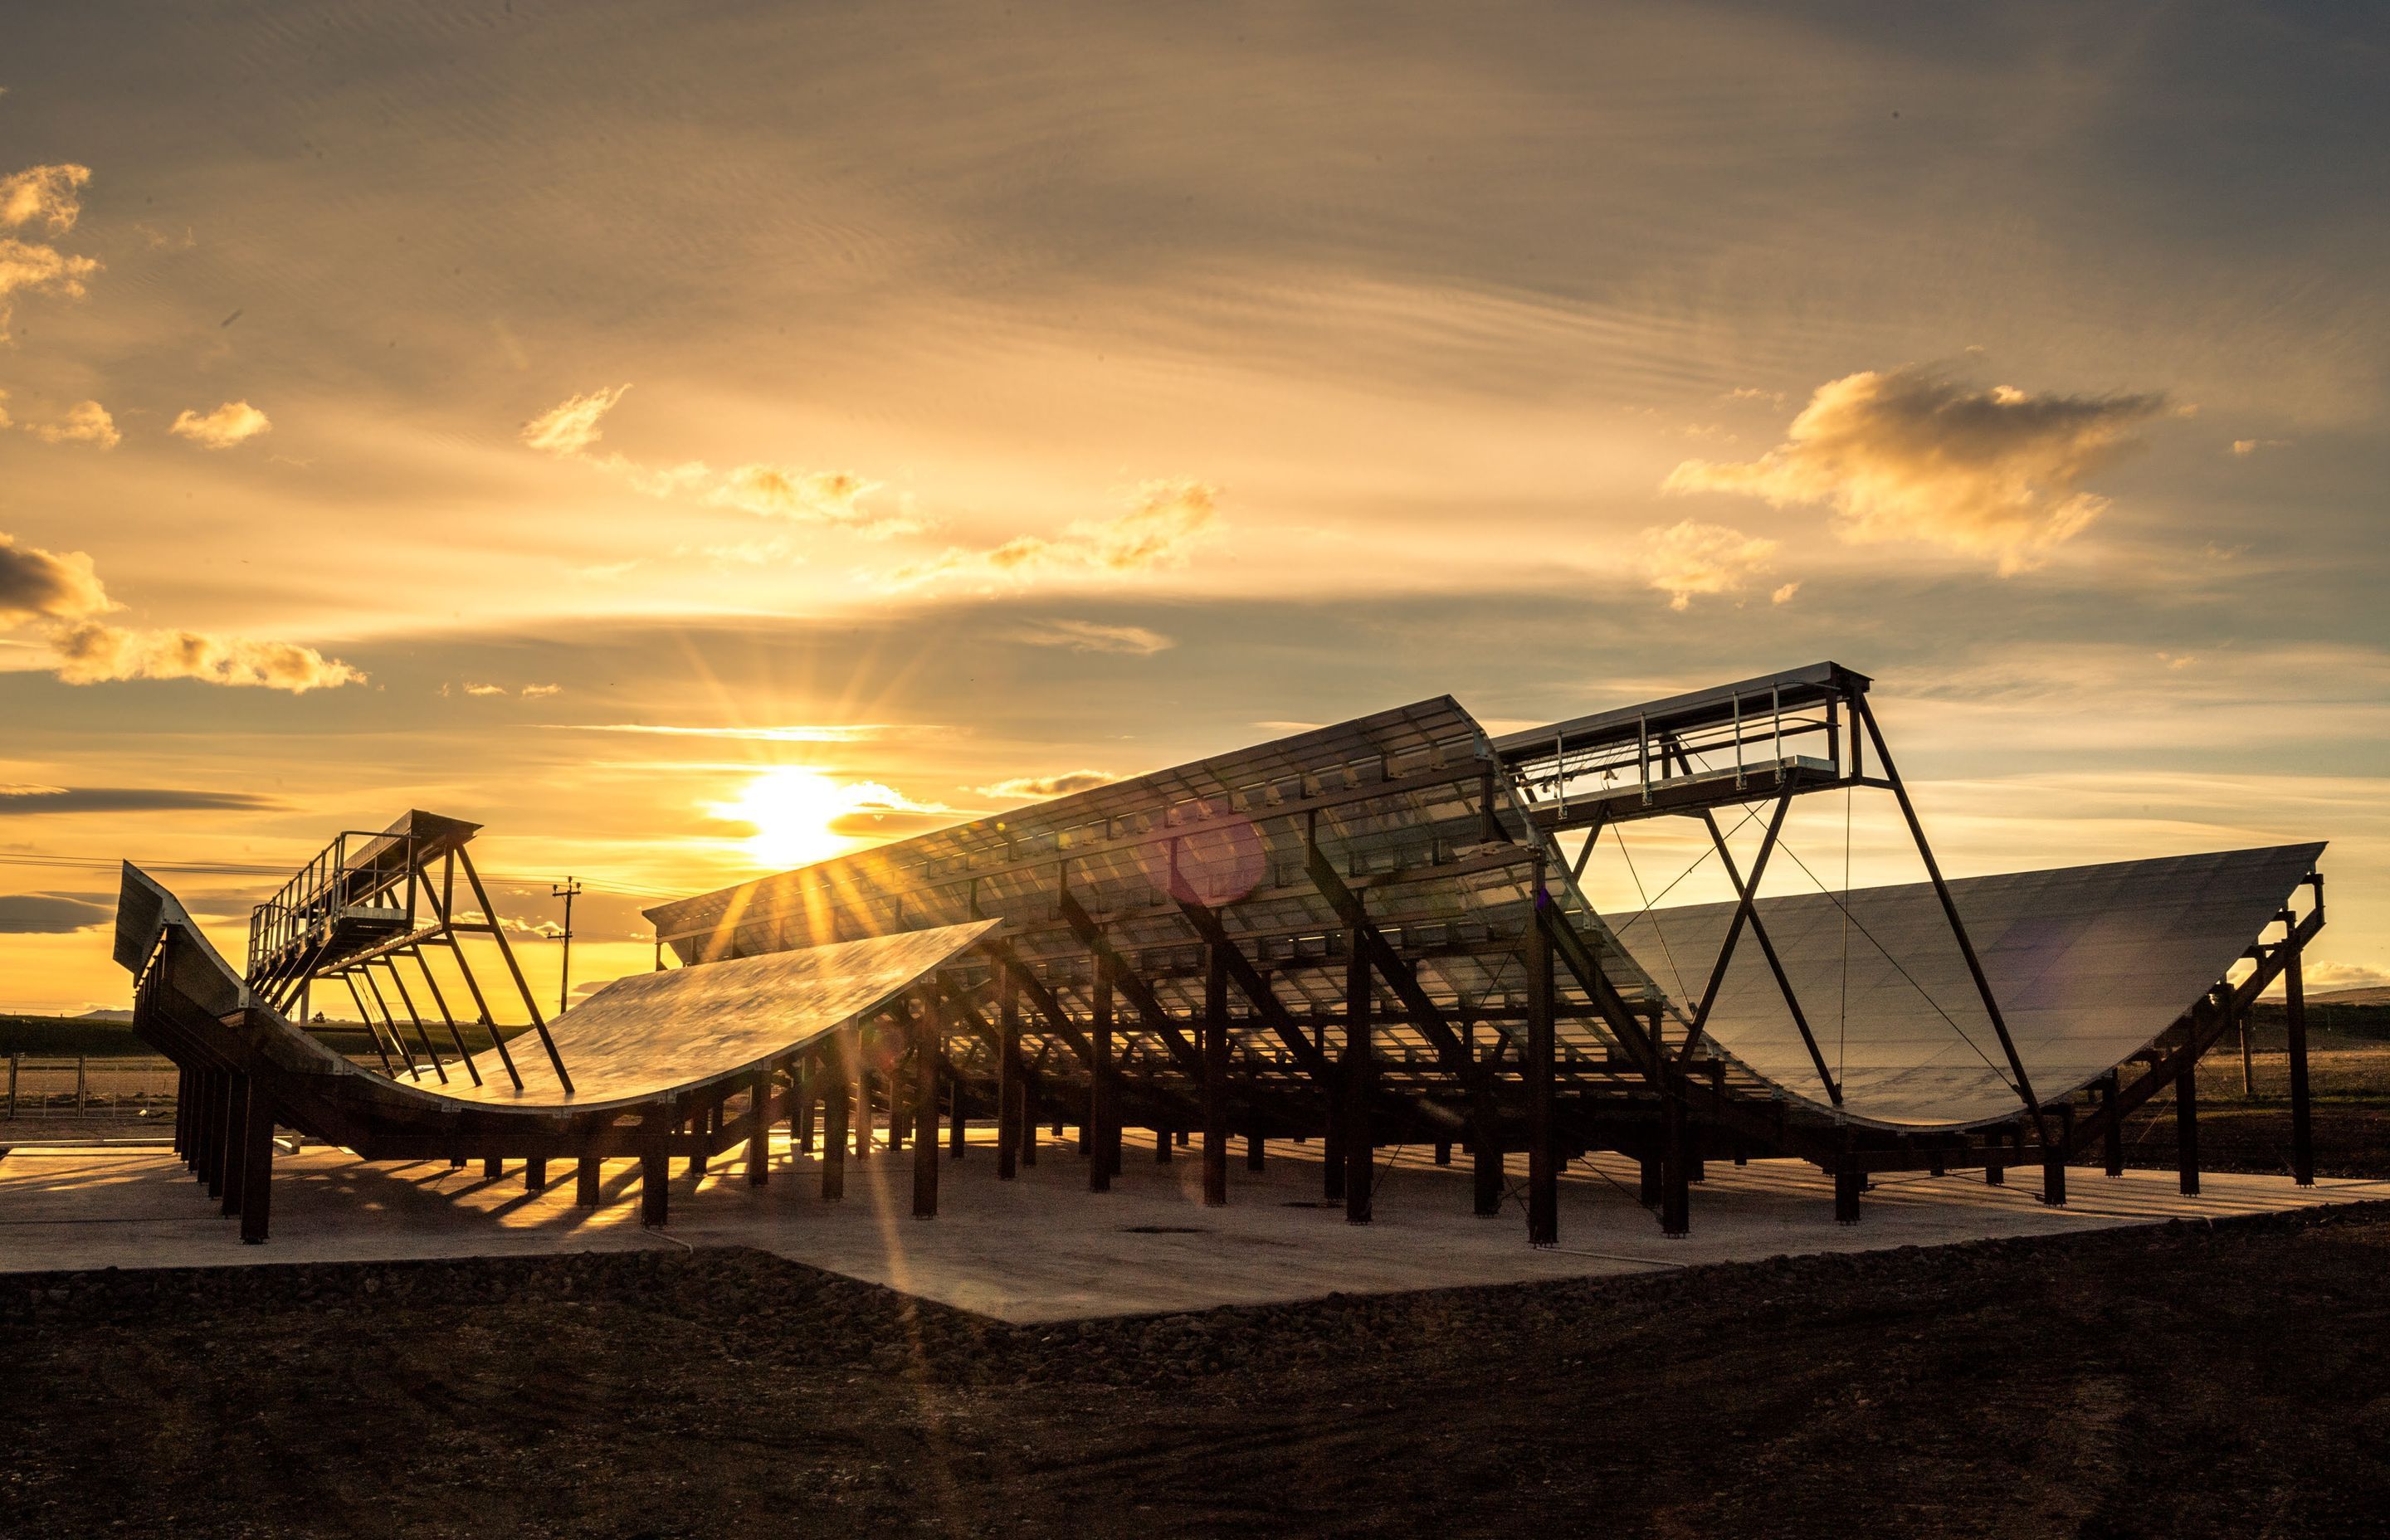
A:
126,661,2327,1249
646,662,2329,1243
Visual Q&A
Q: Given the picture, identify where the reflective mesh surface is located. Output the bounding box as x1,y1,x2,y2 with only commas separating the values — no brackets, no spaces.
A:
422,919,999,1109
1616,845,2323,1128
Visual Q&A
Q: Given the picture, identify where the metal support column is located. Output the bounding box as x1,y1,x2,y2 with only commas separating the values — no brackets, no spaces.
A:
746,1068,771,1187
2041,1102,2071,1207
237,1079,274,1244
1202,943,1229,1207
1322,1065,1346,1204
640,1108,671,1227
849,1023,872,1163
794,1060,815,1155
822,1040,850,1201
1833,1165,1863,1224
1526,863,1558,1247
2286,937,2314,1186
997,971,1022,1181
219,1070,250,1218
1344,923,1374,1226
913,997,940,1220
1090,952,1115,1194
208,1070,235,1200
1660,1070,1690,1238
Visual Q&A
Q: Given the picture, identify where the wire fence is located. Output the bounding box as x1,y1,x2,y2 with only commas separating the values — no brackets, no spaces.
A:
3,1055,179,1122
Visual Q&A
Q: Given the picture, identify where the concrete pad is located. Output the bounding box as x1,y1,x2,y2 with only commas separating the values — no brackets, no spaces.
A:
3,1131,2381,1322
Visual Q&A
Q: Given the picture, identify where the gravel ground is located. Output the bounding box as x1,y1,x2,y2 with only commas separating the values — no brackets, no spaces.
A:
7,1201,2390,1539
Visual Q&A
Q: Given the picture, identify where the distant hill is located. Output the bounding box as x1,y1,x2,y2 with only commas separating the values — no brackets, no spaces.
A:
2311,987,2390,1006
75,1008,134,1023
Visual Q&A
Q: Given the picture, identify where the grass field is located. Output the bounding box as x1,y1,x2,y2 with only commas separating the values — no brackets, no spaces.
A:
0,1013,512,1060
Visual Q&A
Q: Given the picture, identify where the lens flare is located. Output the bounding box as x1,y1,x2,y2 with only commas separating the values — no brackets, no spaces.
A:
708,766,907,870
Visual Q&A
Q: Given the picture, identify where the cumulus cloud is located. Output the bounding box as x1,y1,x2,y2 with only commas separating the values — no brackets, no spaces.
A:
1639,519,1781,612
1006,619,1175,655
0,534,111,623
520,683,563,699
0,163,100,337
975,770,1118,799
44,621,363,692
462,681,509,696
1665,364,2169,574
0,235,100,340
1,524,356,691
895,480,1221,588
25,398,119,449
2302,962,2390,998
0,163,90,232
168,400,271,450
521,383,912,538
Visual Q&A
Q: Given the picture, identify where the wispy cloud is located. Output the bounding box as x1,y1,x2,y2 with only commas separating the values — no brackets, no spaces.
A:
1004,619,1175,655
0,784,280,815
168,400,271,449
975,770,1118,800
0,893,112,934
24,399,119,449
453,680,561,699
557,722,889,743
521,383,629,456
522,383,914,538
1638,519,1783,612
893,480,1220,589
2231,437,2292,456
1666,364,2171,574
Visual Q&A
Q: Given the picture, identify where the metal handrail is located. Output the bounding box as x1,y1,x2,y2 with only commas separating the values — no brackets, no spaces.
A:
246,829,419,975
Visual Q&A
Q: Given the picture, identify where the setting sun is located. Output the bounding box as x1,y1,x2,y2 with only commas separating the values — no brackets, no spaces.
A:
709,767,909,870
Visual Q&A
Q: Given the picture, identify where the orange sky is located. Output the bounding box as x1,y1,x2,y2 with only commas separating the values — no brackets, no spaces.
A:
2,3,2384,1012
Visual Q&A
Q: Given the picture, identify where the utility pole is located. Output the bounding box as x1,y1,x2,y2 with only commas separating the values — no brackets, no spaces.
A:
551,877,583,1016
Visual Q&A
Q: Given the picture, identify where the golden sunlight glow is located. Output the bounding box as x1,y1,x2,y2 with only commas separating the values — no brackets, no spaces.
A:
709,766,902,870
